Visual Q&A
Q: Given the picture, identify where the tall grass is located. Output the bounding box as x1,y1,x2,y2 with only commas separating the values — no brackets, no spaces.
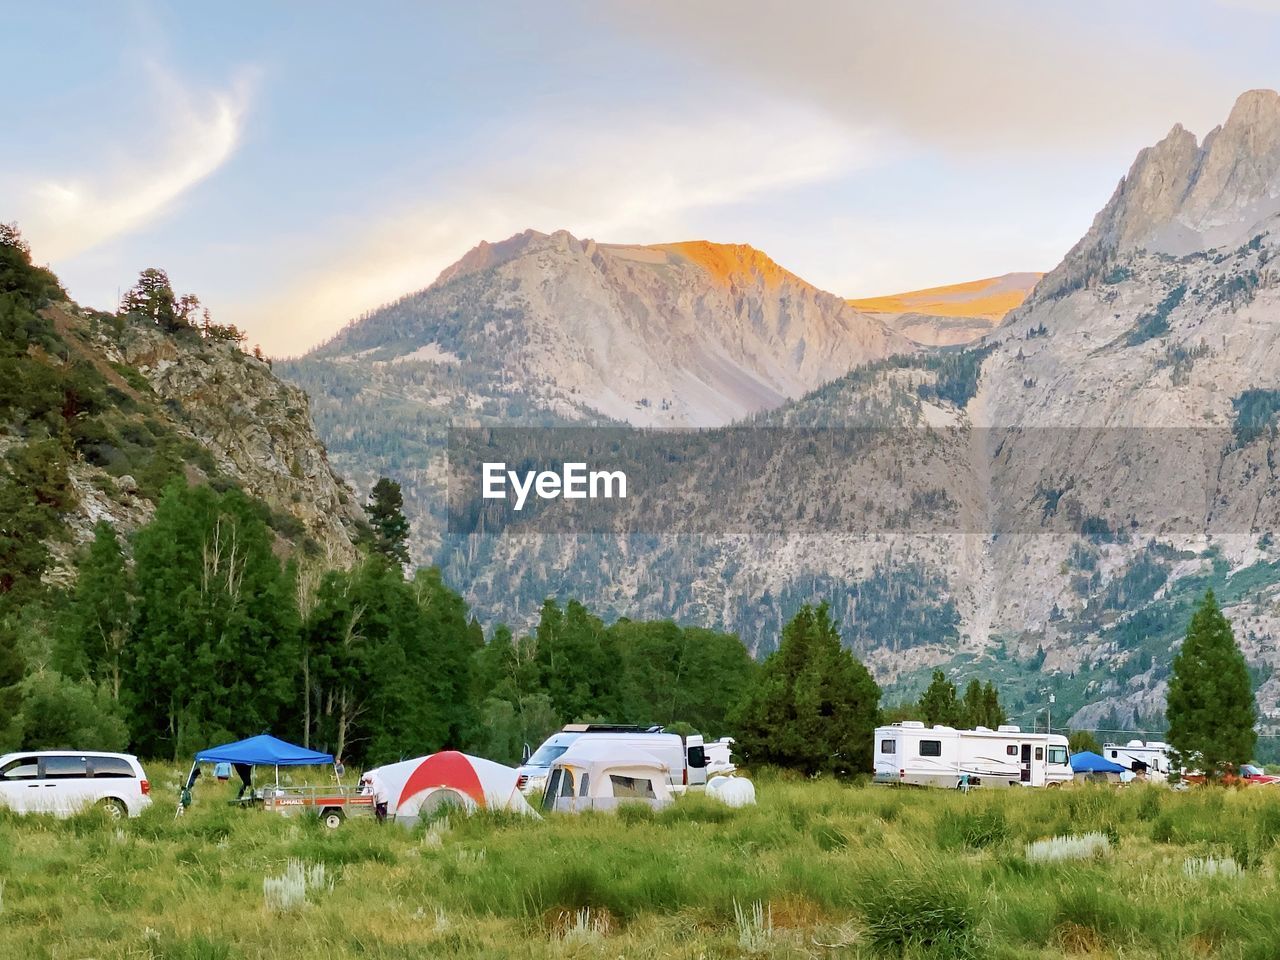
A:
3,762,1280,957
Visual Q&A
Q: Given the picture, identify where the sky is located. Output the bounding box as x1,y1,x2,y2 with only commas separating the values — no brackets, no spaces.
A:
3,1,1280,356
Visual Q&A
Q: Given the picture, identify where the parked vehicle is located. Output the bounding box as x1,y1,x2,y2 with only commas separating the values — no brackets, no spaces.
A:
541,741,674,813
261,786,374,828
0,751,151,818
873,722,1072,788
1102,740,1174,782
516,724,707,796
1182,763,1280,787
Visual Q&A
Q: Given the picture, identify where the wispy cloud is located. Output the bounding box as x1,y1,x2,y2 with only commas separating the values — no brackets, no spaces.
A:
244,104,874,354
14,63,252,263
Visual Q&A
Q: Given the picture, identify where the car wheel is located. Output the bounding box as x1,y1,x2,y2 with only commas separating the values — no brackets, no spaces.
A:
99,797,127,820
322,809,344,829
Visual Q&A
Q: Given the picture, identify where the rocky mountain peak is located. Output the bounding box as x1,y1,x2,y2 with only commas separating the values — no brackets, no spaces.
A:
1079,89,1280,261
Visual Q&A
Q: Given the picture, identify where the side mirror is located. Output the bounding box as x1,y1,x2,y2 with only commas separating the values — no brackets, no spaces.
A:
521,743,532,764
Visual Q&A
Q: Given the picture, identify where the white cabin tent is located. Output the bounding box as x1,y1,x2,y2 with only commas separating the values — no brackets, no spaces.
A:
363,750,537,823
543,741,674,813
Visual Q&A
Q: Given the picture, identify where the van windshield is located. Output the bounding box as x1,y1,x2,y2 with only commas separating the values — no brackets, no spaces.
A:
527,744,570,767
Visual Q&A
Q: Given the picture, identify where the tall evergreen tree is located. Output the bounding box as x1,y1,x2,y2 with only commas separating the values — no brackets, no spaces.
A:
532,598,621,722
981,682,1006,728
56,521,132,698
918,669,961,726
732,602,880,777
127,483,299,758
363,477,410,565
1167,589,1256,779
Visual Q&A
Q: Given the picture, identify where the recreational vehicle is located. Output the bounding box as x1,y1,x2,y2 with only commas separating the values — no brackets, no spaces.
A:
515,724,707,796
1102,740,1174,781
873,722,1072,788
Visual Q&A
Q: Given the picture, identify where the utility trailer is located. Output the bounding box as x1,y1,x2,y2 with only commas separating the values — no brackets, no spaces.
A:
260,785,374,828
873,721,1072,788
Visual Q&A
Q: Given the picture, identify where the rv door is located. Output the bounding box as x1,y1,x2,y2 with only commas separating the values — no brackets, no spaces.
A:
1020,744,1032,784
686,735,707,788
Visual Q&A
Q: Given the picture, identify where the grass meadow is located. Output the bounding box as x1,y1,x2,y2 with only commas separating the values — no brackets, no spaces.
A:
6,766,1280,958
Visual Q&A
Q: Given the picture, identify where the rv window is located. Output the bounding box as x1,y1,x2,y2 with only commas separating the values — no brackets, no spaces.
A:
919,740,942,757
880,739,896,754
1048,747,1068,765
1005,745,1017,756
1035,748,1044,761
687,745,707,769
610,775,657,799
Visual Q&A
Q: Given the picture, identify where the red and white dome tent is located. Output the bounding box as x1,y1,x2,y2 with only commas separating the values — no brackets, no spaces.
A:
364,751,538,822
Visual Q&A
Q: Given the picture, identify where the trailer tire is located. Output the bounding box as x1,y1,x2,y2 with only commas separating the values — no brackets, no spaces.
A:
321,808,345,829
1046,781,1063,790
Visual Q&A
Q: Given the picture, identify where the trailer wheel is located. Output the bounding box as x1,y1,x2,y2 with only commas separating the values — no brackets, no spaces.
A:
1046,781,1062,790
321,808,345,829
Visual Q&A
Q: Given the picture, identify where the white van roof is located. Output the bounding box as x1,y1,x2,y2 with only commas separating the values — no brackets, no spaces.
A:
553,741,669,778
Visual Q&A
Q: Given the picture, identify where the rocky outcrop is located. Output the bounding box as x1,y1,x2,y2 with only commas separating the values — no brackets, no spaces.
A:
1042,90,1280,299
45,310,362,573
124,327,362,564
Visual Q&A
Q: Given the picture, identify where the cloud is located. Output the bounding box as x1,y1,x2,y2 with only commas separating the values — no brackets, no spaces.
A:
14,63,252,262
594,0,1254,155
1216,0,1280,12
242,104,873,354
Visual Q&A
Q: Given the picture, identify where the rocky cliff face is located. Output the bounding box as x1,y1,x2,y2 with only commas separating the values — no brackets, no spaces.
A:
42,305,361,577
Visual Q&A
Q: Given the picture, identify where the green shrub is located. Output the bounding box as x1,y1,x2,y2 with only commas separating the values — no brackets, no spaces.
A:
938,808,1010,850
860,873,979,957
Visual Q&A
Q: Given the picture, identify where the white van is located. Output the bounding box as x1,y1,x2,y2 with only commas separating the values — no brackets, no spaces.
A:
515,724,707,796
0,751,152,818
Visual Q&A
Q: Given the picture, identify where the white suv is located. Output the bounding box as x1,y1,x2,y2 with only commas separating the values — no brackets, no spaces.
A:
0,751,152,818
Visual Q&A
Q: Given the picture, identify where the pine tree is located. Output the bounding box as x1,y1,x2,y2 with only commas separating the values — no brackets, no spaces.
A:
982,682,1006,727
56,521,132,699
1068,730,1102,755
918,669,961,726
960,679,985,727
127,483,298,758
732,602,880,777
1167,589,1256,779
363,477,410,566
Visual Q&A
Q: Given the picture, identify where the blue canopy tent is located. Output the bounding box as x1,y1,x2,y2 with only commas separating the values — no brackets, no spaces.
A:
183,736,335,808
1069,751,1126,776
195,735,334,767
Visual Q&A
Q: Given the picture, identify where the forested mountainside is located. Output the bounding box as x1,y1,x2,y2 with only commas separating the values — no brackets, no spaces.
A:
0,227,362,593
285,89,1280,732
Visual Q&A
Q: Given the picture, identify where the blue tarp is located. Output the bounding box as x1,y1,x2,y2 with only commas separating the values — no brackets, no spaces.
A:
195,734,333,767
1069,750,1126,774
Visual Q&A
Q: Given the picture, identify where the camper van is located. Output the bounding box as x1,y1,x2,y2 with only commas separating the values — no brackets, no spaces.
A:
515,724,706,796
1102,740,1174,782
873,722,1072,788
